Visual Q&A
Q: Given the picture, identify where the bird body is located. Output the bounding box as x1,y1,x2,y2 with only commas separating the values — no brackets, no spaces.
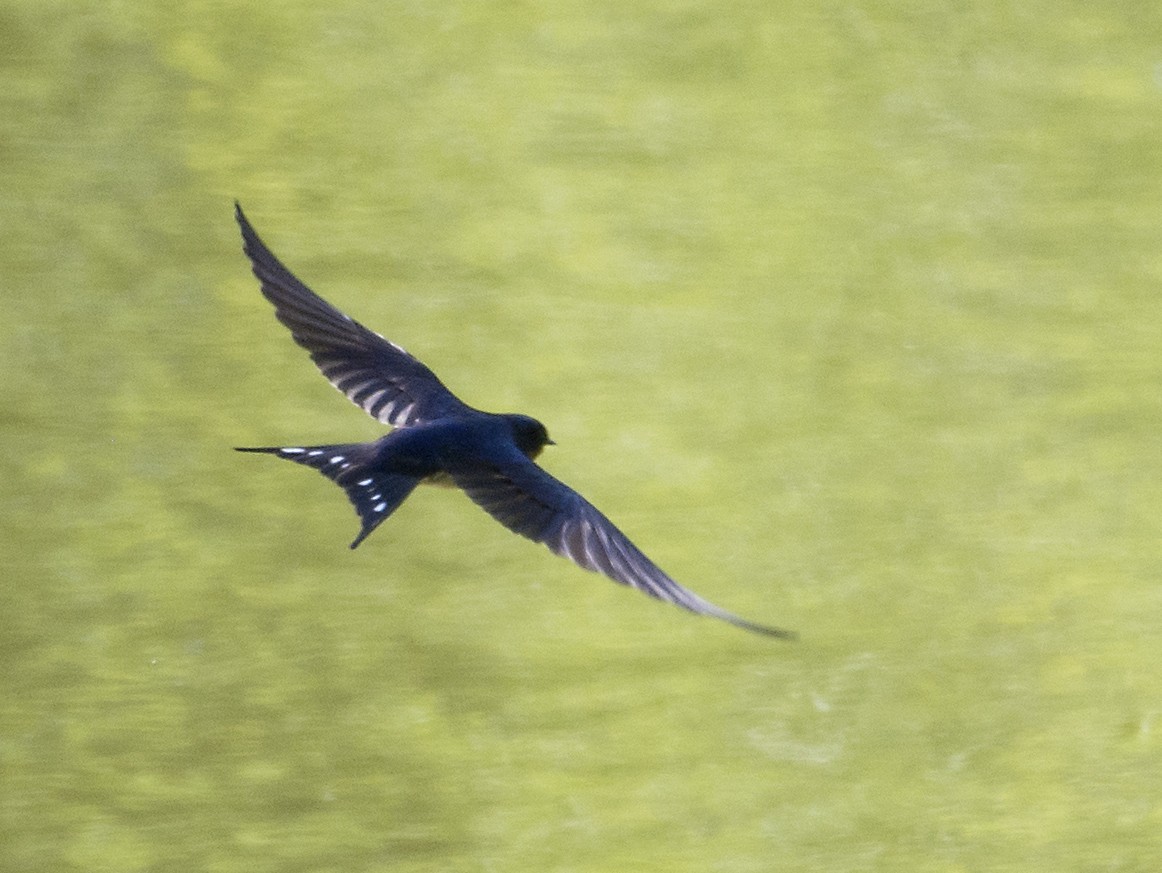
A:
234,203,794,639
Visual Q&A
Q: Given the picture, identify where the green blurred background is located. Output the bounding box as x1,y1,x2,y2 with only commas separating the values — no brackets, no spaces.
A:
2,2,1160,870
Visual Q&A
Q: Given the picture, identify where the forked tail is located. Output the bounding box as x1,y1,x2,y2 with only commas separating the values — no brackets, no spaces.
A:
236,442,420,548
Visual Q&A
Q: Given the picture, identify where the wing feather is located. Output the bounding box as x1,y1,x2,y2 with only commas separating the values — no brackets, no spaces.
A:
450,452,795,638
235,203,471,427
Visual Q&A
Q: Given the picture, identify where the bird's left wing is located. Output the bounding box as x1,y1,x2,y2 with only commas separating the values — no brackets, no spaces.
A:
235,203,472,428
449,450,795,639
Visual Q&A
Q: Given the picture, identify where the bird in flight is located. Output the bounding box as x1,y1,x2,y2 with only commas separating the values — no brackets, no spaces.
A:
234,203,794,639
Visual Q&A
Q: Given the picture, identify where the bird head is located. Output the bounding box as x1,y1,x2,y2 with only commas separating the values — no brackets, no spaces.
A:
506,414,554,459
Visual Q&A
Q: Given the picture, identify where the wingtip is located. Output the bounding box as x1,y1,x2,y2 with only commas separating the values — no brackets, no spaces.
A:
760,624,799,642
731,616,798,641
234,200,251,232
233,202,267,265
713,607,798,641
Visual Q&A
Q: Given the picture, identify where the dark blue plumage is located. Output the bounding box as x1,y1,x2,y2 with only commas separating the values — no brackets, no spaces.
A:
234,203,794,639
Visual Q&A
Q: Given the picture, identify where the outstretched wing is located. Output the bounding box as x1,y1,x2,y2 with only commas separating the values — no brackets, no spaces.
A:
235,202,472,428
449,450,795,639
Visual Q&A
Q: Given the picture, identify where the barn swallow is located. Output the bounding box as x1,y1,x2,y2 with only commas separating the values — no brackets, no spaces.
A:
234,203,794,639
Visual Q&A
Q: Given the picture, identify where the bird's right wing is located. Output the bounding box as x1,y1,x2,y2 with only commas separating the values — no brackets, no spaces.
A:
235,203,472,428
449,450,795,639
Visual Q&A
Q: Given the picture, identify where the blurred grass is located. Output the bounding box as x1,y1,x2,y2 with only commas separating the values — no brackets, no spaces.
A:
1,1,1160,871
